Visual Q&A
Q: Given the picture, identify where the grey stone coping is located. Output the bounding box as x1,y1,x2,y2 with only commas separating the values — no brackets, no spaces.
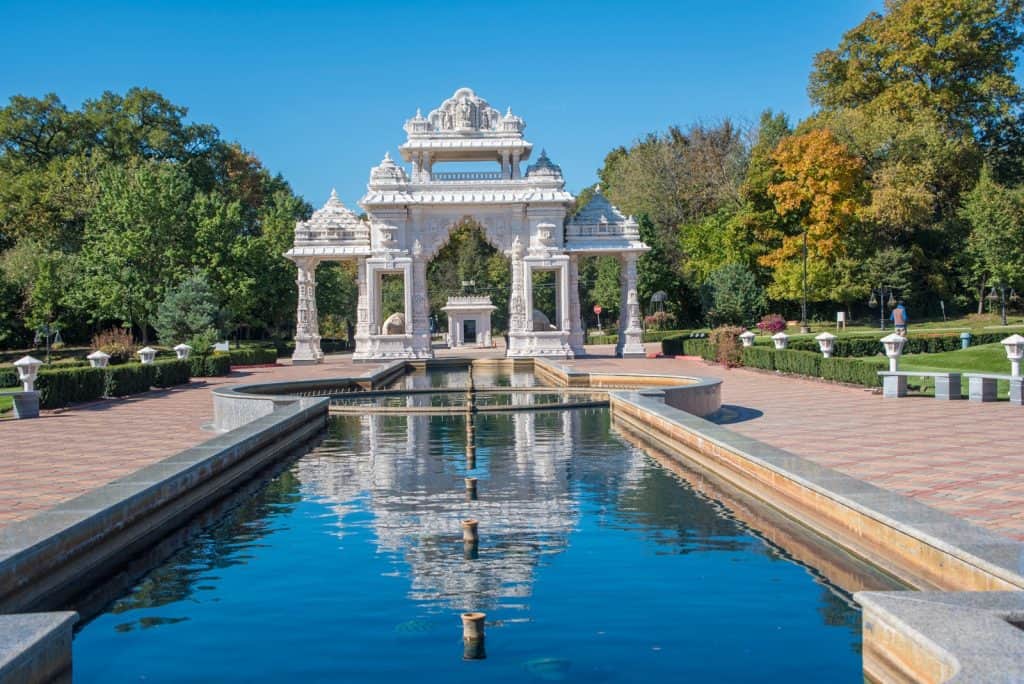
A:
856,591,1024,682
612,390,1024,590
0,611,76,684
879,370,961,377
964,372,1014,380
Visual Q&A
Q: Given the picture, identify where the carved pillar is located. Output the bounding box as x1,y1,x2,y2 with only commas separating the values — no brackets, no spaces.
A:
353,257,371,360
410,240,432,358
568,254,585,354
292,257,320,364
501,151,510,179
511,152,521,179
507,236,528,357
617,252,646,358
310,259,323,359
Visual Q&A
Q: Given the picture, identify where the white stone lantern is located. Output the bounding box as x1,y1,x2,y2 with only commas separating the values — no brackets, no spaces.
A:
14,355,42,392
87,350,111,368
173,343,193,360
815,332,837,358
772,332,789,350
880,333,907,372
739,330,756,348
1000,334,1024,377
137,346,158,365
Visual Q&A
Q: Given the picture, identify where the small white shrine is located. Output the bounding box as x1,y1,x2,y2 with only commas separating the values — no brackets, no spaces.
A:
442,296,496,349
285,87,649,363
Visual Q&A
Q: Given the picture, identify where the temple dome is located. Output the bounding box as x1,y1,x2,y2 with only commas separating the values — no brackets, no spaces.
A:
294,189,370,245
369,152,410,187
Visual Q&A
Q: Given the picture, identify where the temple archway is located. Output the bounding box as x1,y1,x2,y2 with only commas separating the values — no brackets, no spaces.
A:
285,87,649,362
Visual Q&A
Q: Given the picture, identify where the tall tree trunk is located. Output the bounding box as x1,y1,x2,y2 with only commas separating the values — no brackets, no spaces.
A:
978,282,986,315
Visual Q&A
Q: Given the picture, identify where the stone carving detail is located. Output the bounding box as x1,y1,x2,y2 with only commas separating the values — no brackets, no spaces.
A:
509,236,527,334
566,185,640,240
532,309,556,332
425,88,502,133
525,150,562,179
369,152,410,187
382,312,406,335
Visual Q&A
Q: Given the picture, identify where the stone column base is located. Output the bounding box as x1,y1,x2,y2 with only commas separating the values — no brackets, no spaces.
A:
882,374,908,398
1011,377,1023,405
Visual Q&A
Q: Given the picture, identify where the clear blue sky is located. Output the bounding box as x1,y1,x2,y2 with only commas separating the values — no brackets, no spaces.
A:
1,1,883,207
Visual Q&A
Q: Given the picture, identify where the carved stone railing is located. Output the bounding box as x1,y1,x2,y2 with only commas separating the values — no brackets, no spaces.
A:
566,224,640,239
295,227,371,244
429,171,505,182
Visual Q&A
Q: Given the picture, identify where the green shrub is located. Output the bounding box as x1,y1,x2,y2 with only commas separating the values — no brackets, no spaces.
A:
36,366,106,409
772,349,821,377
741,346,775,370
104,363,156,397
190,353,231,377
0,366,17,388
152,359,191,388
709,326,744,367
820,356,887,387
229,347,278,365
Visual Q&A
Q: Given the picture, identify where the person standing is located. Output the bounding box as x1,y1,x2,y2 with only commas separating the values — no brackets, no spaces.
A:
891,301,908,336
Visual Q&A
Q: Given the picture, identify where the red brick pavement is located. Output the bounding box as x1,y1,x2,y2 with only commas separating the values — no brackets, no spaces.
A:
3,347,1022,542
570,348,1024,541
0,357,383,528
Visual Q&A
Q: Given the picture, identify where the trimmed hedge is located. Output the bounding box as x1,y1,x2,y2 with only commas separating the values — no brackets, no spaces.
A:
739,347,885,387
36,366,107,409
190,353,232,377
771,330,1024,358
105,363,156,397
31,360,191,408
229,347,278,366
0,367,17,388
152,359,191,388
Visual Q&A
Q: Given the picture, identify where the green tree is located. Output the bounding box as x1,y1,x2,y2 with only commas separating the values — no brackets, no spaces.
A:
701,264,766,327
78,161,194,342
961,167,1024,309
153,271,222,346
809,0,1024,174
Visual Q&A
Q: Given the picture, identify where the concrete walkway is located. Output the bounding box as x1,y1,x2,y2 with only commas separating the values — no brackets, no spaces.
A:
1,346,1022,541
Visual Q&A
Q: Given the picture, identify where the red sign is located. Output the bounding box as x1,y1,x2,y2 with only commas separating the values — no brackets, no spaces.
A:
593,305,603,314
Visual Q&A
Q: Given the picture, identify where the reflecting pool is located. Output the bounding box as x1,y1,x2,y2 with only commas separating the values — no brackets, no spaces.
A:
73,376,891,682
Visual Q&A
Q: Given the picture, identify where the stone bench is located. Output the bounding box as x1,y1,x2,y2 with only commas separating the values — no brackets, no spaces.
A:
877,371,962,400
963,373,1024,404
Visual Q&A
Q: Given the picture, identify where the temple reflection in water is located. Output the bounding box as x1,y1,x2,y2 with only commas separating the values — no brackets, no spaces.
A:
295,369,647,613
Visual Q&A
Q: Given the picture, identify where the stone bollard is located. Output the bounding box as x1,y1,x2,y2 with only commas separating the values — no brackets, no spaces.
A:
465,477,478,501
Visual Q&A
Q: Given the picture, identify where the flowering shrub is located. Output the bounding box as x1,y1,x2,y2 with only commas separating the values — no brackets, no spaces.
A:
92,328,136,364
709,325,744,367
643,311,677,331
756,314,787,335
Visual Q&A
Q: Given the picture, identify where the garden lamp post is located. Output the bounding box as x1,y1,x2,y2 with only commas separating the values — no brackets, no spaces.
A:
800,229,809,333
12,355,42,419
986,284,1009,327
86,350,110,368
772,332,789,350
174,344,193,360
815,332,837,358
881,333,907,372
137,347,158,365
650,291,668,314
739,330,756,348
1001,334,1024,377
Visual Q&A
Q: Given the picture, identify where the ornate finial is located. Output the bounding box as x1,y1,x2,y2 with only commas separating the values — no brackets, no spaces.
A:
330,188,338,200
383,151,392,161
412,239,423,257
506,106,512,116
416,108,422,117
595,184,601,194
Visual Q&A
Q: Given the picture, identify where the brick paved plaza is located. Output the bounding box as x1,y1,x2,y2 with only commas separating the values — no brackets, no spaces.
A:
2,347,1022,541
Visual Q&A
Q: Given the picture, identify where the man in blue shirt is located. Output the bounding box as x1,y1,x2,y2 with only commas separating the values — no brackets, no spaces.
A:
891,301,908,336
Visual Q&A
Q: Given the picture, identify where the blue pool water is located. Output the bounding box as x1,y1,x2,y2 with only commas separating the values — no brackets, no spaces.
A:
73,393,882,682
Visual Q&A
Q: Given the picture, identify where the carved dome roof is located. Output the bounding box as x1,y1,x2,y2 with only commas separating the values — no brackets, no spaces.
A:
369,152,410,187
404,87,523,137
295,190,370,245
525,149,562,179
567,186,639,237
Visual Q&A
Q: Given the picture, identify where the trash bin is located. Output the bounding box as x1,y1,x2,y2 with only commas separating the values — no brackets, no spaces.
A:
960,331,972,349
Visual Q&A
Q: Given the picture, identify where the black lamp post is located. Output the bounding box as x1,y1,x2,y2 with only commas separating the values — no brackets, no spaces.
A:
868,286,897,331
800,230,809,333
987,284,1009,327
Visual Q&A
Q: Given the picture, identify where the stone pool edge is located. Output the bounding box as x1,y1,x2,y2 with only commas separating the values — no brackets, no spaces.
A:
0,361,407,683
599,383,1024,683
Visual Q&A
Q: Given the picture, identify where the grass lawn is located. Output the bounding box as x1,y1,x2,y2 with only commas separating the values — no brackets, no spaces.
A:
896,343,1014,397
0,386,18,415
